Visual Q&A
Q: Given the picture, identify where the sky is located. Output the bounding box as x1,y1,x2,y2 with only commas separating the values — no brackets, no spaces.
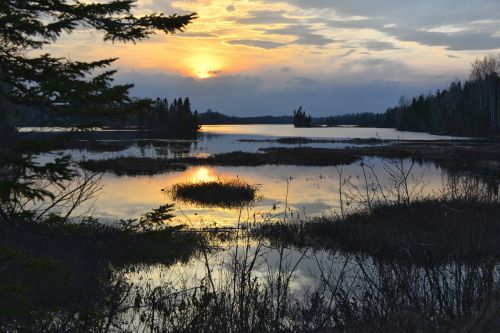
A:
47,0,500,116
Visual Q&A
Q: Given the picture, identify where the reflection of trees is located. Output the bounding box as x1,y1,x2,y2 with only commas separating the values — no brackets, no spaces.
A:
2,228,497,331
342,257,498,332
52,238,495,332
411,156,500,194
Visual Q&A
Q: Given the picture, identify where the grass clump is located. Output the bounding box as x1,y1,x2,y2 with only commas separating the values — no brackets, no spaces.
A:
170,178,258,208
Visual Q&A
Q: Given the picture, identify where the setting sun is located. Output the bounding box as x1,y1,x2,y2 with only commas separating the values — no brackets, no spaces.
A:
189,54,222,79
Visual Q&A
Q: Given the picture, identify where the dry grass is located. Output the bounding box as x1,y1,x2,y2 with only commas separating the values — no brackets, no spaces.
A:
254,198,500,265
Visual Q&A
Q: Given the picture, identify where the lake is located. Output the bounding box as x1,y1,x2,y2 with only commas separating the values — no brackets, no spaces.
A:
29,124,491,227
200,124,465,140
37,125,468,225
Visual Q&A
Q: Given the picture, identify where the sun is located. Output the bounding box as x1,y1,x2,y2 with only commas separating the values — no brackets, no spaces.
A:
189,54,222,79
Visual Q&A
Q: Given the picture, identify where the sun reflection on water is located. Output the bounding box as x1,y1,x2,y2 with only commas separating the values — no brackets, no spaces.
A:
190,167,217,183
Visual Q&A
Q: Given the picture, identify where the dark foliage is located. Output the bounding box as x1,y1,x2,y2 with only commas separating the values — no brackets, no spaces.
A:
292,106,312,127
386,70,500,135
131,97,200,133
0,218,202,330
329,112,390,127
0,0,195,119
199,109,292,125
254,198,500,265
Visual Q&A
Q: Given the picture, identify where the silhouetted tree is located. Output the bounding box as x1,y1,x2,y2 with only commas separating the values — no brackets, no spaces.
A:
293,106,312,127
133,97,200,134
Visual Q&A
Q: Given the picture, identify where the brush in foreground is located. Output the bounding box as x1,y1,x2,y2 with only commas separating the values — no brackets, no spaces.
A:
170,179,258,208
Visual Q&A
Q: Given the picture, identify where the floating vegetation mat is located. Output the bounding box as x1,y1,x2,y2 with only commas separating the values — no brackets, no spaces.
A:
170,178,258,208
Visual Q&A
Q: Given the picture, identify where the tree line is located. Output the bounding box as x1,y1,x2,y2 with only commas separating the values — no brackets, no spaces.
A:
133,97,200,133
387,55,500,135
332,55,500,136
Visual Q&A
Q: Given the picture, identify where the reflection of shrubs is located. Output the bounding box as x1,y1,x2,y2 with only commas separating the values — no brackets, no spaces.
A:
170,179,258,208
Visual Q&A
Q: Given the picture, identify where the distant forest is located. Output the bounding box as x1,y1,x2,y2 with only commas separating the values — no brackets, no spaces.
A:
133,97,200,133
199,109,292,124
341,55,500,136
384,55,500,135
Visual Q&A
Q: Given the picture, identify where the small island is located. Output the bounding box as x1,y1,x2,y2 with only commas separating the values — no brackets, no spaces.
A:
293,106,337,127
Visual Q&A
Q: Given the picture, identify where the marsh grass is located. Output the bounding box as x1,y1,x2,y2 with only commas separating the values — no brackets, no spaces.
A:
79,140,500,179
79,148,362,176
80,157,187,175
170,178,259,208
3,160,499,331
253,198,500,265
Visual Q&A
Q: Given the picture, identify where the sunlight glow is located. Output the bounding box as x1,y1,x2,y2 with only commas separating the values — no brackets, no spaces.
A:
189,54,222,79
45,0,482,91
191,167,217,182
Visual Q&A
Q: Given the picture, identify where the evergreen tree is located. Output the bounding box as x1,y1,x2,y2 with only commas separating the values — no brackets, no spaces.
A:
0,0,195,128
293,106,312,127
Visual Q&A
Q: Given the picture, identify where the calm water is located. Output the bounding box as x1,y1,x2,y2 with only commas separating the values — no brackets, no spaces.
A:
200,124,465,140
32,125,476,225
88,161,444,227
21,124,465,140
35,124,469,161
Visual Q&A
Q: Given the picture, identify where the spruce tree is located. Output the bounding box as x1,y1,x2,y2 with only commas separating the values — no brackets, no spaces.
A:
0,0,195,126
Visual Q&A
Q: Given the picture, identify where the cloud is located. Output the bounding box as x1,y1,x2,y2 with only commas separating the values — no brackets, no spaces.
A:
233,10,295,25
139,0,193,15
226,5,235,12
383,27,500,50
362,40,400,51
263,24,335,46
269,0,500,27
338,49,356,58
263,0,500,51
175,32,218,38
225,39,286,49
286,77,319,86
325,18,383,31
293,34,334,46
116,71,447,117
